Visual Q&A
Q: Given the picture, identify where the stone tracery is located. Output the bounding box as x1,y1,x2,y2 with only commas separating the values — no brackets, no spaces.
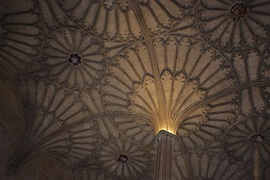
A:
197,0,270,51
0,0,270,179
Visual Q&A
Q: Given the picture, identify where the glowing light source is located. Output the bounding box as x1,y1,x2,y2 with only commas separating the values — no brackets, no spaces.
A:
156,124,177,135
160,128,174,135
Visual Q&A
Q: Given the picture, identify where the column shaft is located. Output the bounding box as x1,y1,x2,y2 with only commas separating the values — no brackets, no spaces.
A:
155,130,175,180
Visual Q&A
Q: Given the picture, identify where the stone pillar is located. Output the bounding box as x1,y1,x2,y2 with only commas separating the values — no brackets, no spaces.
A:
250,134,263,180
155,130,176,180
254,144,262,180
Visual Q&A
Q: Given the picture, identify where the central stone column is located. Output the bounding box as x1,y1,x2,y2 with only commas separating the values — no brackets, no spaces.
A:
250,134,264,180
155,130,176,180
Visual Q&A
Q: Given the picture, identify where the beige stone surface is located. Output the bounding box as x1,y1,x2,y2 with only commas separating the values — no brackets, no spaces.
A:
0,0,270,179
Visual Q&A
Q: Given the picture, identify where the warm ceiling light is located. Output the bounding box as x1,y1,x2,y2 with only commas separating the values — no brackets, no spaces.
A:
157,127,176,135
161,129,175,135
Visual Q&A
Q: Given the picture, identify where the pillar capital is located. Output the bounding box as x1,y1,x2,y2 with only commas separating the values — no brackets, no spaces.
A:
155,130,176,143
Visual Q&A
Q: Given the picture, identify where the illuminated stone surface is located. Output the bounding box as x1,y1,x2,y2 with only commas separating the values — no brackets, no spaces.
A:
0,0,269,179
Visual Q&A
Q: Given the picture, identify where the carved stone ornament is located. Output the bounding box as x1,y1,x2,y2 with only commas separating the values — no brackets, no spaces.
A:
0,0,270,179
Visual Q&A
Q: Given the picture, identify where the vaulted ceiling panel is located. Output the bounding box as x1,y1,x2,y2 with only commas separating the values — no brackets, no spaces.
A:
0,0,270,179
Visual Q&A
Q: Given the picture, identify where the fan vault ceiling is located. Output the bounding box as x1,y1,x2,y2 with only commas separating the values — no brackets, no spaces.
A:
0,0,270,179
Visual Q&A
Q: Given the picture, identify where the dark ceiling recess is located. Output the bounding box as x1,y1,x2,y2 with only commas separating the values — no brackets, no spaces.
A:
229,3,248,21
118,154,128,163
250,134,264,144
69,53,82,66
